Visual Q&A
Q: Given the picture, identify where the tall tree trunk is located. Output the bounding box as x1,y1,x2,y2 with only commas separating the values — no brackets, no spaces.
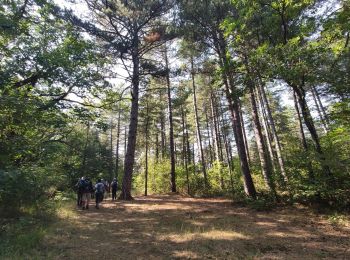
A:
255,86,277,173
257,75,288,182
160,111,166,158
165,46,176,192
205,107,214,165
145,141,148,196
214,94,225,162
247,78,275,193
312,86,330,127
293,90,314,180
221,112,234,191
124,125,127,162
144,104,149,197
292,84,331,177
209,97,217,162
311,86,328,133
155,124,159,162
181,106,190,195
210,92,222,162
109,118,114,182
219,100,234,190
82,121,90,176
185,117,192,165
238,101,251,165
192,143,196,174
216,34,256,198
120,32,140,200
115,108,121,180
191,56,208,187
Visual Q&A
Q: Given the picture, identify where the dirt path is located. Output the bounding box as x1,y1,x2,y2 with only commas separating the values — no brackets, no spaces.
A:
43,195,349,259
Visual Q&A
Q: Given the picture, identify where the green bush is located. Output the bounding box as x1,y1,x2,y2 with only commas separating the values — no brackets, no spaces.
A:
0,167,56,216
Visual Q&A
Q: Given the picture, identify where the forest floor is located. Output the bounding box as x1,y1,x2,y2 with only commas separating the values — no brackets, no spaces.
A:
35,195,349,259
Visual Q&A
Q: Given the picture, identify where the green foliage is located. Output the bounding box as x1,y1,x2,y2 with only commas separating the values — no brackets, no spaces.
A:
134,158,172,195
0,216,48,258
0,167,58,215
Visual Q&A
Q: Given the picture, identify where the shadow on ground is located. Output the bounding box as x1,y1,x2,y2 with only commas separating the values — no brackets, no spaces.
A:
41,195,350,259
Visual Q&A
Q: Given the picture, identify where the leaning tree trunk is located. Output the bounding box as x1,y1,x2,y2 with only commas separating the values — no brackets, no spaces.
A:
226,82,256,198
238,101,251,166
216,34,256,198
292,84,332,178
191,56,208,187
214,94,225,162
255,86,277,173
245,71,275,193
120,33,140,200
165,46,176,192
257,74,288,182
311,86,328,133
293,90,314,180
312,86,330,127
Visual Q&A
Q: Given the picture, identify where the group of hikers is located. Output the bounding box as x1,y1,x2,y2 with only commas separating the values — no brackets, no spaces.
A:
76,177,118,209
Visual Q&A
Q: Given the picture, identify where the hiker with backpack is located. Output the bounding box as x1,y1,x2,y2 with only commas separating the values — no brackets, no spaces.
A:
76,177,85,207
111,178,118,201
95,179,105,209
103,179,110,198
81,178,93,210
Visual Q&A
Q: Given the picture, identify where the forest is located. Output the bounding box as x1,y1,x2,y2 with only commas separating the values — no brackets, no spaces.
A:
1,0,350,258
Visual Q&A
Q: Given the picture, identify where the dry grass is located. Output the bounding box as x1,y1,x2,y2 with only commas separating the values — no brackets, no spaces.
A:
38,194,349,259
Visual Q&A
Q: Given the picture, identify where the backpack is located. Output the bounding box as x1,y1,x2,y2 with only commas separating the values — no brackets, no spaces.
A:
78,179,86,192
83,180,92,193
112,181,118,189
96,183,104,194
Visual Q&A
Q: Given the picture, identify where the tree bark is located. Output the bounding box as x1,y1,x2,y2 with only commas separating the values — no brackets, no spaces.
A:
214,94,225,162
257,76,288,182
160,111,166,158
238,101,251,166
293,90,315,180
124,125,127,162
155,124,159,162
191,56,208,187
109,118,114,182
311,86,328,133
222,112,234,191
181,106,190,195
165,46,176,192
292,84,332,177
119,31,140,200
185,111,192,166
255,86,277,173
216,34,256,198
247,78,275,193
115,108,121,180
81,121,90,176
144,104,149,196
312,86,330,127
205,107,214,165
210,92,222,162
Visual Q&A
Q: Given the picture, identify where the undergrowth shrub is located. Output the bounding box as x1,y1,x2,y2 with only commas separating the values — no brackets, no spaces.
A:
0,167,57,216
